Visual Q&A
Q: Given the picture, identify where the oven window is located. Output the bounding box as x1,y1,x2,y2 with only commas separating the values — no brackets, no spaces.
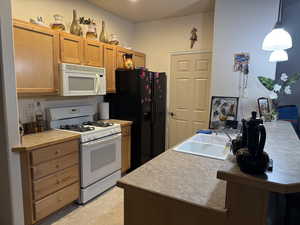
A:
69,76,94,91
90,143,116,172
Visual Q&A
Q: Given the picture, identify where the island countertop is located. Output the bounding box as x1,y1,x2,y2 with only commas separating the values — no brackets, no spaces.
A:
117,121,300,212
218,121,300,193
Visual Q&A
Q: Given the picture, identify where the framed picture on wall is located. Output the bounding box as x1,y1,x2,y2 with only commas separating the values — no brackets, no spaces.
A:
257,97,270,117
209,96,239,129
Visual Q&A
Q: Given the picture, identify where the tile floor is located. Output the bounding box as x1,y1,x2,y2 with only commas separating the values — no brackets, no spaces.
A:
37,187,124,225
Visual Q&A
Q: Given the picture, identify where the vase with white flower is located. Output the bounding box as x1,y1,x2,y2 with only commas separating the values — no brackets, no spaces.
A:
258,72,300,115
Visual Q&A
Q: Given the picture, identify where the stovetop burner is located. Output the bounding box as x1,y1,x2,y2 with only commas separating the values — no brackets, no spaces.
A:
82,121,114,127
60,124,95,133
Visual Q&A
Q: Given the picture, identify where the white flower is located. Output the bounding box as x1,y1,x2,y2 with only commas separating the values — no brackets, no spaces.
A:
273,84,282,92
269,92,278,99
281,73,288,82
284,86,292,95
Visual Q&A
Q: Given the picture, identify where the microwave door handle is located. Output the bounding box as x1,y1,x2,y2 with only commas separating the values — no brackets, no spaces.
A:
96,74,101,94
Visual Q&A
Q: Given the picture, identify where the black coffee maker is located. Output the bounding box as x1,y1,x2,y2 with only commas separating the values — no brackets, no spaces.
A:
231,111,270,174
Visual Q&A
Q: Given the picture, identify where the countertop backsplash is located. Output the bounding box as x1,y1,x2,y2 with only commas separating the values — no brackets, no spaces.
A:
18,96,104,124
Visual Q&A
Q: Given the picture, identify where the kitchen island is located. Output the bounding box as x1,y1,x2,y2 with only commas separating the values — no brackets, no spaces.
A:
117,121,300,225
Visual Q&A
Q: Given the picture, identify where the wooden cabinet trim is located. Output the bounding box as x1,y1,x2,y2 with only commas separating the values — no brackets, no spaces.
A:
121,125,132,173
121,126,131,137
20,152,35,225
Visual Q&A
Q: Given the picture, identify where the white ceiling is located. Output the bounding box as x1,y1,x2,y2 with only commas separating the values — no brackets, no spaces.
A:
88,0,214,23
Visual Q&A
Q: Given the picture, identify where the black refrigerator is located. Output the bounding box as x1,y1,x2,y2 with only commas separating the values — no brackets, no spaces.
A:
105,69,167,170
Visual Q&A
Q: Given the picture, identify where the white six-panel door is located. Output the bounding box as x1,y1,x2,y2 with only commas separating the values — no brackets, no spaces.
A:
169,52,212,147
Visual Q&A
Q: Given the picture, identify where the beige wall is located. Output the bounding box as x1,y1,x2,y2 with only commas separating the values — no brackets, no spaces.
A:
133,13,214,147
11,0,135,47
133,12,214,74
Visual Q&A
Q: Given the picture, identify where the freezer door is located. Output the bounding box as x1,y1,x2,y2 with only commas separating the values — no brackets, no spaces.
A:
139,70,152,113
151,72,167,157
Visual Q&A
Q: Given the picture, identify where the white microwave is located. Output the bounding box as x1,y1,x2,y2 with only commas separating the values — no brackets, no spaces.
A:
60,63,106,96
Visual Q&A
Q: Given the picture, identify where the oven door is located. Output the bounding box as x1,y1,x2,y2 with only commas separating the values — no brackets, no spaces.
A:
61,72,100,96
81,133,121,188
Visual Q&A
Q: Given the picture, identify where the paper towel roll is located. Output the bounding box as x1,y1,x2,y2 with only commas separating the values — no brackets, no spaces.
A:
99,102,109,120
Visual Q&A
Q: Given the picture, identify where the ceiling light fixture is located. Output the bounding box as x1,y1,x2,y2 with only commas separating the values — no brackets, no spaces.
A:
269,50,288,62
262,0,292,51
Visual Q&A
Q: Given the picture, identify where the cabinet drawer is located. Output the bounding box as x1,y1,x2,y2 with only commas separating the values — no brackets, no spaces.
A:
32,152,79,180
121,126,131,137
34,182,79,221
31,140,79,165
33,165,79,201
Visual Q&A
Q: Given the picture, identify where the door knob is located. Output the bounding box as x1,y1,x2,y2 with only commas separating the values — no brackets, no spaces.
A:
169,112,175,117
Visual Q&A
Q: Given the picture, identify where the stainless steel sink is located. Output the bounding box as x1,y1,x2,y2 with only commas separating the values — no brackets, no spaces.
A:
174,134,230,160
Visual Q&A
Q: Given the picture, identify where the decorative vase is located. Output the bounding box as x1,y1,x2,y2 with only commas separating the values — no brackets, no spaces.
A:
51,14,65,31
109,34,119,45
123,53,134,70
70,9,82,36
86,23,97,40
99,20,108,43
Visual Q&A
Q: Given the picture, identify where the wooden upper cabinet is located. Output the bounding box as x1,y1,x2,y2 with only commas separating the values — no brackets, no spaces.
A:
84,39,103,67
133,51,146,68
103,44,117,93
116,46,133,69
59,32,83,64
13,19,59,95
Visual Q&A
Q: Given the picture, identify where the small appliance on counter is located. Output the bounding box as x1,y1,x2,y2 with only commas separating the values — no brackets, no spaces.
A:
98,102,110,120
231,111,272,174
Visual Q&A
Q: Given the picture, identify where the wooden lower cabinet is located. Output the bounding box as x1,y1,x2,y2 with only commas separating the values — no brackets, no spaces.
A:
34,182,79,221
20,139,80,225
121,125,132,173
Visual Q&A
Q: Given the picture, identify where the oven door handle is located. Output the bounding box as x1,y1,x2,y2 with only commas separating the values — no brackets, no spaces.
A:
82,133,121,147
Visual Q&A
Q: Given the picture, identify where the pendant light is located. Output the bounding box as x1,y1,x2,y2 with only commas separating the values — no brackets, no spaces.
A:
269,50,288,62
262,0,292,51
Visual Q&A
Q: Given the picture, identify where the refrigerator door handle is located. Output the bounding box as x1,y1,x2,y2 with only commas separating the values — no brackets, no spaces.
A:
152,101,156,123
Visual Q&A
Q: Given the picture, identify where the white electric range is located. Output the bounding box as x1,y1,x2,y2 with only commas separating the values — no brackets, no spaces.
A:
47,105,121,204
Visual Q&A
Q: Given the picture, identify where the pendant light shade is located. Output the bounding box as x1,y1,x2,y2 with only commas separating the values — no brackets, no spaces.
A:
262,28,292,51
269,50,288,62
262,0,292,51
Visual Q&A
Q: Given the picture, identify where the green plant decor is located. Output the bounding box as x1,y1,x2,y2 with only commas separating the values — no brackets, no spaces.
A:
258,72,300,101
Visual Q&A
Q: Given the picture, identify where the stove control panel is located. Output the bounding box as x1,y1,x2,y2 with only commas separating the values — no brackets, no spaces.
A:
81,126,121,143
